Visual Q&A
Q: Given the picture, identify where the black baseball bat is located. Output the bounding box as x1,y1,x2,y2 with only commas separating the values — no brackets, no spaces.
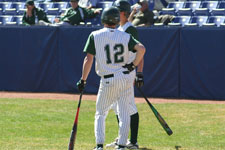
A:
68,92,83,150
137,88,173,136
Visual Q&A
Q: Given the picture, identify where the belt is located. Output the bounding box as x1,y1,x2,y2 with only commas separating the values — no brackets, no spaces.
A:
103,71,130,79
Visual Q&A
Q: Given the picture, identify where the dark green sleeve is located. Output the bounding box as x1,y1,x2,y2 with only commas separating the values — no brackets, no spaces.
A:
128,35,139,52
83,8,97,19
83,33,96,55
37,8,50,23
22,12,30,26
59,8,73,22
125,26,139,41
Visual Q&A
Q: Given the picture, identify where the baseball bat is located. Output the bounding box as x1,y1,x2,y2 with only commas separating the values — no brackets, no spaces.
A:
68,92,83,150
137,88,173,136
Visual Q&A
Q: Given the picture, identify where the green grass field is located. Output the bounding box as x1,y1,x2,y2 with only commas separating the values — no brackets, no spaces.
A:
0,98,225,150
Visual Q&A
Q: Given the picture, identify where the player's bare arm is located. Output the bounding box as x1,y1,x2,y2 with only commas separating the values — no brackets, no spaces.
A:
137,59,144,72
133,43,145,66
81,53,94,81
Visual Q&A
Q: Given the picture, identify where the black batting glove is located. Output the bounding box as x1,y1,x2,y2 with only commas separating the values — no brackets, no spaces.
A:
135,72,144,88
123,62,136,72
76,79,86,93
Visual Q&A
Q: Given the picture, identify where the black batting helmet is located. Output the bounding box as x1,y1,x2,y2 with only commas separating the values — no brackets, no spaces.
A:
113,0,131,13
101,7,120,25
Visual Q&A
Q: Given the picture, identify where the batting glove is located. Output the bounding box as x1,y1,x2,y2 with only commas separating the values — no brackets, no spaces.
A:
76,79,86,93
123,62,136,72
135,72,144,88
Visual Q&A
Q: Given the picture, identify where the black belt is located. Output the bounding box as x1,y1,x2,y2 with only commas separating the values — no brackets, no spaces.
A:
103,71,130,79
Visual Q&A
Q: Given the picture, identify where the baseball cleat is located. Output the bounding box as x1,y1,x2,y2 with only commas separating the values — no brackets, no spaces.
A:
126,141,139,149
93,147,103,150
115,145,127,150
106,138,118,148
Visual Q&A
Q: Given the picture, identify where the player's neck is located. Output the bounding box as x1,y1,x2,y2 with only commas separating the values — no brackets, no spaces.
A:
120,18,128,26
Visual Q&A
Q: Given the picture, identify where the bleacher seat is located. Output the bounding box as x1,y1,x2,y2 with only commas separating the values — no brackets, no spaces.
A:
203,16,225,27
168,16,191,27
46,7,60,15
194,8,210,16
47,15,55,23
183,1,201,12
166,1,184,12
96,1,113,9
177,8,193,16
11,15,23,25
85,14,101,26
160,8,176,16
46,2,70,16
52,2,69,11
200,1,218,12
211,8,225,16
0,7,3,15
4,3,17,15
37,2,53,12
218,1,225,9
0,2,12,14
0,15,12,25
185,16,208,27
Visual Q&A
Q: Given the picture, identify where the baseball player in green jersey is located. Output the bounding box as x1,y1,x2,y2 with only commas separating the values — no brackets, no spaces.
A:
22,0,50,26
76,6,145,150
106,0,144,149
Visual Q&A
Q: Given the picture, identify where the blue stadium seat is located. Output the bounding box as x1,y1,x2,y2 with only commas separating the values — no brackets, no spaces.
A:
210,8,225,16
46,8,60,15
194,8,210,16
47,15,55,23
11,15,23,25
168,16,191,27
183,1,201,12
85,14,101,26
218,1,225,9
17,2,26,15
0,2,12,14
166,1,184,12
185,16,208,27
96,1,113,9
0,15,13,25
52,2,69,11
37,2,53,12
46,2,69,16
200,1,218,12
203,16,225,27
177,8,193,16
0,7,3,15
160,8,176,16
4,2,19,15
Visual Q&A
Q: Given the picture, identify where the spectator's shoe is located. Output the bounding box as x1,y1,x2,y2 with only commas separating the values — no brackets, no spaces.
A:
126,141,139,149
93,147,103,150
106,138,118,148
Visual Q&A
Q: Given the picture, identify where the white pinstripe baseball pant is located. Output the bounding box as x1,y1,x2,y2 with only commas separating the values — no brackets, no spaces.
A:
95,71,135,146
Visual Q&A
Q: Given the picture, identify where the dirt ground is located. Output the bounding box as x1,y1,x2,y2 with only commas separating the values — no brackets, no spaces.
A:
0,91,225,104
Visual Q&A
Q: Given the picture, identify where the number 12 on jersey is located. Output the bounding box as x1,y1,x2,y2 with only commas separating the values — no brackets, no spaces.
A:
104,44,125,64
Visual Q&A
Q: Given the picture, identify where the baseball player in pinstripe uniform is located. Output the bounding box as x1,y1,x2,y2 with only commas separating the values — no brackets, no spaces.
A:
106,1,144,149
76,6,146,150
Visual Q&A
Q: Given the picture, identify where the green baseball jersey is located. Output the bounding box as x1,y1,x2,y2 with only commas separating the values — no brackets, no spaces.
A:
22,7,50,26
83,27,139,77
60,6,97,25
